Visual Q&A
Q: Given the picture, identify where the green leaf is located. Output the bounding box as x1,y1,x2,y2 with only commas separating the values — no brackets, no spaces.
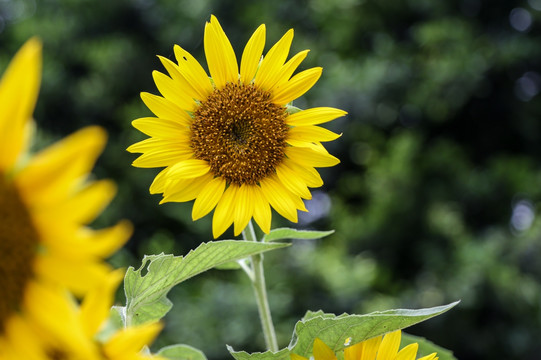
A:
301,310,336,322
290,301,460,358
225,302,459,359
95,306,125,342
122,240,290,326
227,346,290,360
214,261,242,270
262,228,334,242
157,344,208,360
401,333,456,360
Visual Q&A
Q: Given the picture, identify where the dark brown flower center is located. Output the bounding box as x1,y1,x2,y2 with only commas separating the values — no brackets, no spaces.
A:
0,175,39,334
191,83,289,185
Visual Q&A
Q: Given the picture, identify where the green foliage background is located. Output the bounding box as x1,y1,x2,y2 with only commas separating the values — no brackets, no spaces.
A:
2,0,541,359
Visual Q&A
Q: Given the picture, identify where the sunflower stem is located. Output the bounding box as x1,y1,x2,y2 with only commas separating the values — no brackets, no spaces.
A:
243,221,279,352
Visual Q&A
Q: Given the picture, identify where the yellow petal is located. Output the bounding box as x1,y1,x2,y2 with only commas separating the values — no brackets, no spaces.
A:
286,146,340,168
75,221,132,258
287,107,347,126
153,70,196,111
30,209,77,248
251,185,272,234
0,38,41,171
174,44,214,100
150,167,171,194
2,314,47,360
290,354,309,360
192,176,226,220
103,322,163,359
286,138,322,151
79,269,124,337
276,163,312,199
313,338,337,360
16,126,106,204
140,92,193,124
288,125,341,143
240,24,266,84
167,159,211,179
24,282,97,358
158,55,201,102
271,67,322,106
32,211,127,261
260,175,299,222
344,342,363,360
395,343,419,360
267,50,309,92
131,147,193,168
360,336,383,360
127,137,191,154
281,158,323,188
233,184,255,235
161,173,214,203
254,29,294,91
58,180,116,224
204,15,239,88
376,331,401,360
417,353,438,360
34,254,111,296
132,117,190,139
212,184,238,238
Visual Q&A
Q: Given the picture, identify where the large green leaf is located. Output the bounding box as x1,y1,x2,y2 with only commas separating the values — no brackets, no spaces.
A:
121,240,290,326
262,228,335,242
290,301,460,357
226,302,458,359
227,346,290,360
157,344,208,360
401,333,456,360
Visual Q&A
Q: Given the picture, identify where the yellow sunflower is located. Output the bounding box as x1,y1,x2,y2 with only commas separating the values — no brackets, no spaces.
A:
290,331,438,360
16,270,163,360
128,15,346,238
0,39,131,356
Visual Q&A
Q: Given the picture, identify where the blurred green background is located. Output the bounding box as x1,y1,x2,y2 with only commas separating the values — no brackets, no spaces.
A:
2,0,541,359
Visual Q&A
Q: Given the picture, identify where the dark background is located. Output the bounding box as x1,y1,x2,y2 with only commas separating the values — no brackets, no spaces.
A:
2,0,541,359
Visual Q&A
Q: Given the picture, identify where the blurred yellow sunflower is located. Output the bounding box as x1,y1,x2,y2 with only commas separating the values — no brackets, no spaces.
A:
16,270,163,360
128,15,346,238
0,39,131,356
290,331,438,360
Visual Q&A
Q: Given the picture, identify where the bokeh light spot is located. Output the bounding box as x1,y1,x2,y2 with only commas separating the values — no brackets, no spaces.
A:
509,8,532,32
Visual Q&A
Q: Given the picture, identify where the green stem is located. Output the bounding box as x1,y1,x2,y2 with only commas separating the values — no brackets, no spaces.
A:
242,221,279,352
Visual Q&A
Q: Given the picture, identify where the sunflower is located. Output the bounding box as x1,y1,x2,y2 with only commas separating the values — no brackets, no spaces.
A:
291,331,438,360
0,39,131,356
17,270,163,360
128,15,346,238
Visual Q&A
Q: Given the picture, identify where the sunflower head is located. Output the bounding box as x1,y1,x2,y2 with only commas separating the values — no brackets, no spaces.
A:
0,38,132,357
129,15,346,238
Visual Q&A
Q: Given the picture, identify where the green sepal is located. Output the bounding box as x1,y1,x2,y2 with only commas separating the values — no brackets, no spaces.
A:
285,104,302,114
262,228,334,242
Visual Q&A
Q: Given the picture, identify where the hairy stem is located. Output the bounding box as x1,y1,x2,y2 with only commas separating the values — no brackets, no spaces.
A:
242,221,279,352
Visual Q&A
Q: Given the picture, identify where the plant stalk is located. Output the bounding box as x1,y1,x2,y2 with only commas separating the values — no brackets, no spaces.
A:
243,221,279,352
